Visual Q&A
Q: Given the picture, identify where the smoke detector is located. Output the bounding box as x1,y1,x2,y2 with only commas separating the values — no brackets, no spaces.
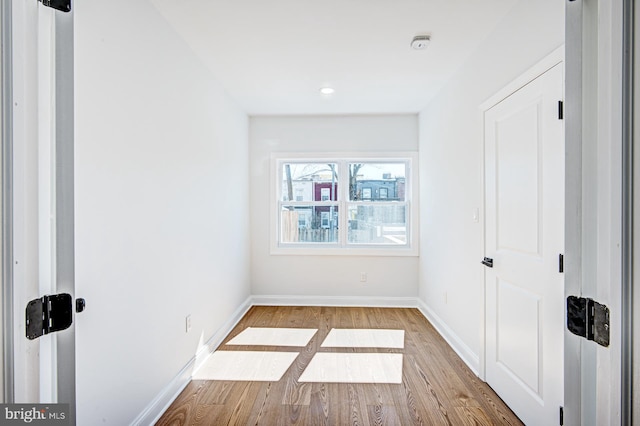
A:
411,35,431,50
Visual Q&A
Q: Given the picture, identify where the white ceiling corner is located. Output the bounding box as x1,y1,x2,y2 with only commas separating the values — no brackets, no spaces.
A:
149,0,518,115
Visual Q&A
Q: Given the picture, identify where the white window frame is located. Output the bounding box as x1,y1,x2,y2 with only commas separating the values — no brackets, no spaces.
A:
270,152,419,256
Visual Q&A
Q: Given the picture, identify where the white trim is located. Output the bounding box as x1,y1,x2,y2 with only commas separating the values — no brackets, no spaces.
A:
480,46,565,111
132,297,253,426
416,299,480,375
1,0,13,403
250,295,418,308
270,152,419,256
37,5,57,403
271,247,419,257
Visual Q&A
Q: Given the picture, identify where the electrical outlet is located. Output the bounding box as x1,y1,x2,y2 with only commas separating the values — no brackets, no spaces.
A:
360,272,367,282
185,315,192,333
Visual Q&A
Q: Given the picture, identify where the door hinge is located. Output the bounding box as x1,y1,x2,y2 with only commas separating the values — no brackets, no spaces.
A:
559,406,564,425
38,0,71,13
567,296,610,347
25,293,73,340
559,254,564,273
558,101,564,120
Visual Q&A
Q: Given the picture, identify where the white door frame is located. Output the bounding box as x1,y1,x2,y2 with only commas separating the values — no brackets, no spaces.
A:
564,0,584,423
623,0,634,423
10,0,43,404
1,0,14,404
52,7,76,420
479,46,565,382
565,0,626,424
5,0,76,417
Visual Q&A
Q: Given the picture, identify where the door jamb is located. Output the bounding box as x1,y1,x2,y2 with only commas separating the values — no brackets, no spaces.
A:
621,0,634,423
1,0,14,404
53,8,75,422
564,0,583,424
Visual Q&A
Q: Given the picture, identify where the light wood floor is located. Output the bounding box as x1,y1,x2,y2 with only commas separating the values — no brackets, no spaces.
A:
156,306,523,425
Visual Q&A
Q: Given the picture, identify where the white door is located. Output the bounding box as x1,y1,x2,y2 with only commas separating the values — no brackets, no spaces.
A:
484,63,564,426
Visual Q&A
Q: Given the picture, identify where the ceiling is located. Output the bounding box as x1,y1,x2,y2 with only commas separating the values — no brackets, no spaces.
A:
149,0,518,115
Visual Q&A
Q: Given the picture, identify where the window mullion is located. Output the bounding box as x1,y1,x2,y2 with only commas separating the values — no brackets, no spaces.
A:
339,160,348,247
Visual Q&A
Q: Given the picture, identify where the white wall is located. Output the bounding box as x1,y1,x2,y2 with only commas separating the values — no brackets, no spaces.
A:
74,1,250,424
250,115,419,300
11,0,41,403
418,0,564,371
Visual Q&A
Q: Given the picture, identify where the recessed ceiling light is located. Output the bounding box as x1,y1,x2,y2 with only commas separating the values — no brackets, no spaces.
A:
320,87,335,95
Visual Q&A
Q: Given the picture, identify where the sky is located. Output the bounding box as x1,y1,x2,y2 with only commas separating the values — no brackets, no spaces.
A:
285,162,406,181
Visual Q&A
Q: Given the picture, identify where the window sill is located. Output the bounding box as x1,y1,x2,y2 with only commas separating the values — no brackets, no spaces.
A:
270,245,419,257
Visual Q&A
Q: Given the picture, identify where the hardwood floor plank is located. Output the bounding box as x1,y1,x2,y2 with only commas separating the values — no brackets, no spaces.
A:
367,404,402,426
194,381,235,406
308,383,337,426
392,376,425,425
453,406,495,426
224,382,262,425
402,360,457,426
156,306,523,426
280,341,313,405
358,383,395,405
191,405,225,426
404,335,479,409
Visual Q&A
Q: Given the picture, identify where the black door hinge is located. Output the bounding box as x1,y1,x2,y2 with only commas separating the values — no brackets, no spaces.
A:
559,406,564,425
558,101,564,119
38,0,71,13
559,254,564,273
567,296,610,347
26,293,73,340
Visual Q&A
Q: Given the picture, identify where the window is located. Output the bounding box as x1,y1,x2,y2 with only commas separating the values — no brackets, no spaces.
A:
272,153,418,255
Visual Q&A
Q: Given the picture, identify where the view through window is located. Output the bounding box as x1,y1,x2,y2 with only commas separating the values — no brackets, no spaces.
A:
276,157,413,251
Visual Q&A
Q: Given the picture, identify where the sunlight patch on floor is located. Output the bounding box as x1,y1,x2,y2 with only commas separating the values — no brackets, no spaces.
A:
226,327,318,347
298,353,403,384
321,328,404,348
193,351,299,381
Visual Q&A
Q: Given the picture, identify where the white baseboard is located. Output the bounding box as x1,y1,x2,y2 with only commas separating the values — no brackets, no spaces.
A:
131,296,253,426
250,294,418,308
415,298,480,375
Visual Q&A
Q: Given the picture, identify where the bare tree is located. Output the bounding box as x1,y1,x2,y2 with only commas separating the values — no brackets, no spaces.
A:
349,164,363,200
285,164,294,202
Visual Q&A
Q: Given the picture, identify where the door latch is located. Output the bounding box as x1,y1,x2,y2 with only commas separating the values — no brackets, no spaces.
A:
481,257,494,268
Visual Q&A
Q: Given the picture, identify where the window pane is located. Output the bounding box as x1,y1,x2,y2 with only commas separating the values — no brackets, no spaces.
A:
281,163,338,202
281,205,339,243
347,204,407,245
349,163,406,201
